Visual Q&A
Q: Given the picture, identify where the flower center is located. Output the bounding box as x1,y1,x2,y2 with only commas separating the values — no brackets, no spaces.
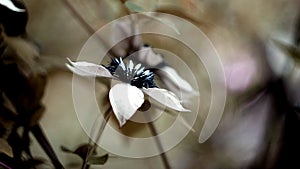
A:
105,58,157,88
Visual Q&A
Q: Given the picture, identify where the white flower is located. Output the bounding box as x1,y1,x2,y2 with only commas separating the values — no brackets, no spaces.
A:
66,57,190,126
0,0,25,12
110,16,198,98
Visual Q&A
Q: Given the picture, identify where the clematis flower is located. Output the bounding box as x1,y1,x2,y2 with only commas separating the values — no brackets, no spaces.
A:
109,15,198,98
66,57,190,126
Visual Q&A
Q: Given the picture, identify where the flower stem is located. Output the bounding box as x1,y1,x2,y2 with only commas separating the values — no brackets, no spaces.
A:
145,114,171,169
81,107,112,169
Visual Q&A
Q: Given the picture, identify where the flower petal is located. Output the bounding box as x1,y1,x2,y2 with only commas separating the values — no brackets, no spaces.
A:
136,46,164,67
109,83,144,126
66,58,113,78
142,88,190,112
158,66,194,93
0,0,26,12
135,47,197,96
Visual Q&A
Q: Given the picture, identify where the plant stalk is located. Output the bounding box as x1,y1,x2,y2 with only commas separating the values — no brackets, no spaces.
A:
145,114,171,169
31,124,64,169
81,107,112,169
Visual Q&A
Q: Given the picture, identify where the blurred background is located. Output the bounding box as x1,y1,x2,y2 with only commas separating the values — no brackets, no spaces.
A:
1,0,300,169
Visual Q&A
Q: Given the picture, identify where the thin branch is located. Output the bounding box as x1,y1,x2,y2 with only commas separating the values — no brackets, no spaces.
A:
145,114,171,169
60,0,118,57
31,124,64,169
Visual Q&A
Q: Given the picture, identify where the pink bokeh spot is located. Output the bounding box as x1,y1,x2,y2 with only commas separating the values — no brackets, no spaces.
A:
224,57,257,92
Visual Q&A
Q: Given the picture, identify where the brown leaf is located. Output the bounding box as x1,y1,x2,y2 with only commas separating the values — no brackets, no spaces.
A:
2,93,17,116
0,138,13,157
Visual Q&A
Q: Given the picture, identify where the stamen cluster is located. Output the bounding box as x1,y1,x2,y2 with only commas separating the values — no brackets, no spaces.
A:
105,58,157,88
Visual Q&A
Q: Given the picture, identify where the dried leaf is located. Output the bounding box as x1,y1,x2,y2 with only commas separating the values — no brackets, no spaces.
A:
61,143,94,160
73,144,91,160
88,154,109,165
2,93,17,116
0,138,13,157
142,88,190,112
3,36,41,76
60,145,73,153
109,83,144,126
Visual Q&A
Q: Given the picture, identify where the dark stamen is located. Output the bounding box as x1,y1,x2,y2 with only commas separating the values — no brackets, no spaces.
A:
105,58,157,88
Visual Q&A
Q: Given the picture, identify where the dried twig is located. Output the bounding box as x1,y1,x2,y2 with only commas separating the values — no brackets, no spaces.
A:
31,124,64,169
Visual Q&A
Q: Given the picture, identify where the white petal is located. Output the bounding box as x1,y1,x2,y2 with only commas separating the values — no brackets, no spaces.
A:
109,83,144,126
135,47,197,95
66,58,113,78
136,47,164,67
142,88,190,112
158,66,194,92
66,64,94,77
0,0,25,12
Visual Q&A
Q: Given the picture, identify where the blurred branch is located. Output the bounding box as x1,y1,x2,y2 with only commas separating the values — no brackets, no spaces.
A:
59,0,118,57
31,124,64,169
145,114,171,169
